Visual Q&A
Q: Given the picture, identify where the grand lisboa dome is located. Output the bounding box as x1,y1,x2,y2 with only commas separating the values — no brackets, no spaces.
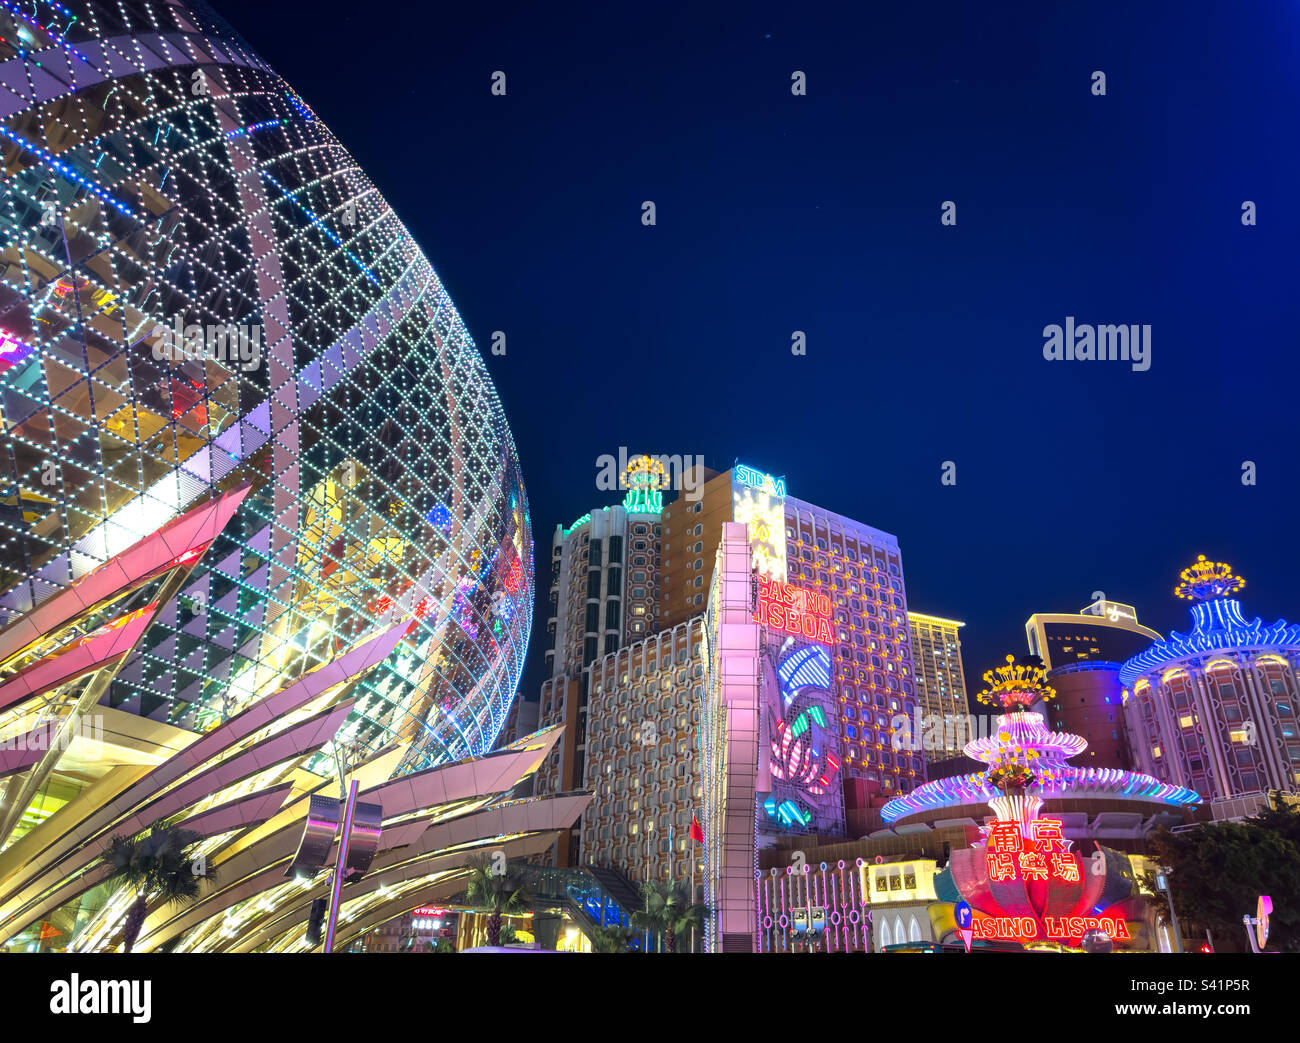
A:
0,0,533,791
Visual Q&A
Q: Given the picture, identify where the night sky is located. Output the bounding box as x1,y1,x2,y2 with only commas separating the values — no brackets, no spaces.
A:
209,0,1300,705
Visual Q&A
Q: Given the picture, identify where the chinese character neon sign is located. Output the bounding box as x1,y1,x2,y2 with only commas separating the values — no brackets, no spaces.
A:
754,575,833,644
984,819,1080,884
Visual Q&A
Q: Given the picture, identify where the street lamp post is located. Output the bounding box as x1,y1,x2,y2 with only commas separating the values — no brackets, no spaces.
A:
1155,872,1184,953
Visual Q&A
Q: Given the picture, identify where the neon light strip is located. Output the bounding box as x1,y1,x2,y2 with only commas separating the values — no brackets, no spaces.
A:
0,125,136,215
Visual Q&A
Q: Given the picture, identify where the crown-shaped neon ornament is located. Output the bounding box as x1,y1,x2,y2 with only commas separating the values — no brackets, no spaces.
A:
621,454,665,514
1174,554,1245,602
976,654,1056,712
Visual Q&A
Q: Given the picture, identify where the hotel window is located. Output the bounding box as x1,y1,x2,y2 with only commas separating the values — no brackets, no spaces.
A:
1179,714,1195,728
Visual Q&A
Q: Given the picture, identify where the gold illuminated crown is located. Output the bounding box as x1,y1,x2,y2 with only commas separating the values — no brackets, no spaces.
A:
976,654,1056,711
620,454,665,489
1174,555,1245,602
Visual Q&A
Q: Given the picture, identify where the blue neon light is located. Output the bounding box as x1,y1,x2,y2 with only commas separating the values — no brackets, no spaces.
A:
735,464,786,497
261,172,380,286
227,119,283,139
1118,597,1300,686
777,644,832,703
0,126,135,216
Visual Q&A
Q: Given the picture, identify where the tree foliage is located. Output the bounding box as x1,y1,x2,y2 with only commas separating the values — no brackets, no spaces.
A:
1143,792,1300,952
100,820,211,953
463,854,530,946
632,880,707,953
589,924,635,953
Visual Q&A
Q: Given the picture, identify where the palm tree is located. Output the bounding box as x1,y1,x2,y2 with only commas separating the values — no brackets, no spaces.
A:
589,924,635,953
463,854,529,947
633,880,707,953
101,820,211,953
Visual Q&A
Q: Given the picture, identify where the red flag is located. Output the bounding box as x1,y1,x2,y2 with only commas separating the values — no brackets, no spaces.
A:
690,816,704,843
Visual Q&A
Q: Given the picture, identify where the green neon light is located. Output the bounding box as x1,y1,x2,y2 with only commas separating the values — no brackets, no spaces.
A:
622,486,663,514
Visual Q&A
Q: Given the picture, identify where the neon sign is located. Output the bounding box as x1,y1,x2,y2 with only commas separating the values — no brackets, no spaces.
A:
754,576,833,644
734,487,787,581
735,465,785,497
984,819,1080,884
972,915,1131,942
1083,599,1138,624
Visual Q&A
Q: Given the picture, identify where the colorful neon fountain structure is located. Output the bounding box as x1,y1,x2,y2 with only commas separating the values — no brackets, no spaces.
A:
882,656,1200,948
882,657,1199,826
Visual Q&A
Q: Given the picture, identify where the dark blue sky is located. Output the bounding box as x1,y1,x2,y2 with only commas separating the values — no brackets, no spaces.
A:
213,0,1300,701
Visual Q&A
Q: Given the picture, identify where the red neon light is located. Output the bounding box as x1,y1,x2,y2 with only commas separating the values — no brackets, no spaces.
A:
753,576,834,644
972,915,1131,942
983,819,1079,884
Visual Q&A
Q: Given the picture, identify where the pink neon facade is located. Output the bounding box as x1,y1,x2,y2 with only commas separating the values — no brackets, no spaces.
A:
700,523,761,951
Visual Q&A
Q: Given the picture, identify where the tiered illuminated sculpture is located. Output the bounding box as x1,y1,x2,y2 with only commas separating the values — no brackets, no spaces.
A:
882,655,1199,824
884,655,1199,948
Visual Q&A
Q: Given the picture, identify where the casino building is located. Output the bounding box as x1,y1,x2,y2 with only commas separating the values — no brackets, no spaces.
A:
537,461,919,912
1026,600,1162,772
0,0,566,952
1120,556,1300,819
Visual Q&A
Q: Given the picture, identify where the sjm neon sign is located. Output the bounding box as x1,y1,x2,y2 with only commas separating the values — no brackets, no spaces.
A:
735,465,785,497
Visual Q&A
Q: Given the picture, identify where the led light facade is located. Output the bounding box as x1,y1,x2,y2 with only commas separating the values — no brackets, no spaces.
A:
0,0,532,784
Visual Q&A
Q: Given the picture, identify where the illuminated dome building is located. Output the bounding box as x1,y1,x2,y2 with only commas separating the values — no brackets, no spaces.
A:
1120,556,1300,819
0,0,557,951
880,656,1199,842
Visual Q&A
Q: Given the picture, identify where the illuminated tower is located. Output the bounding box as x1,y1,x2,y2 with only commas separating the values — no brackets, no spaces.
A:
1121,556,1300,819
536,454,667,865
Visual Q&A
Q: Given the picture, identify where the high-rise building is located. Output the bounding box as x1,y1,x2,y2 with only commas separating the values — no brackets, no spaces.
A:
1025,600,1162,773
0,0,568,953
580,617,705,890
908,612,968,756
1121,556,1300,819
540,459,917,882
666,465,919,790
1026,600,1161,670
533,457,665,862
